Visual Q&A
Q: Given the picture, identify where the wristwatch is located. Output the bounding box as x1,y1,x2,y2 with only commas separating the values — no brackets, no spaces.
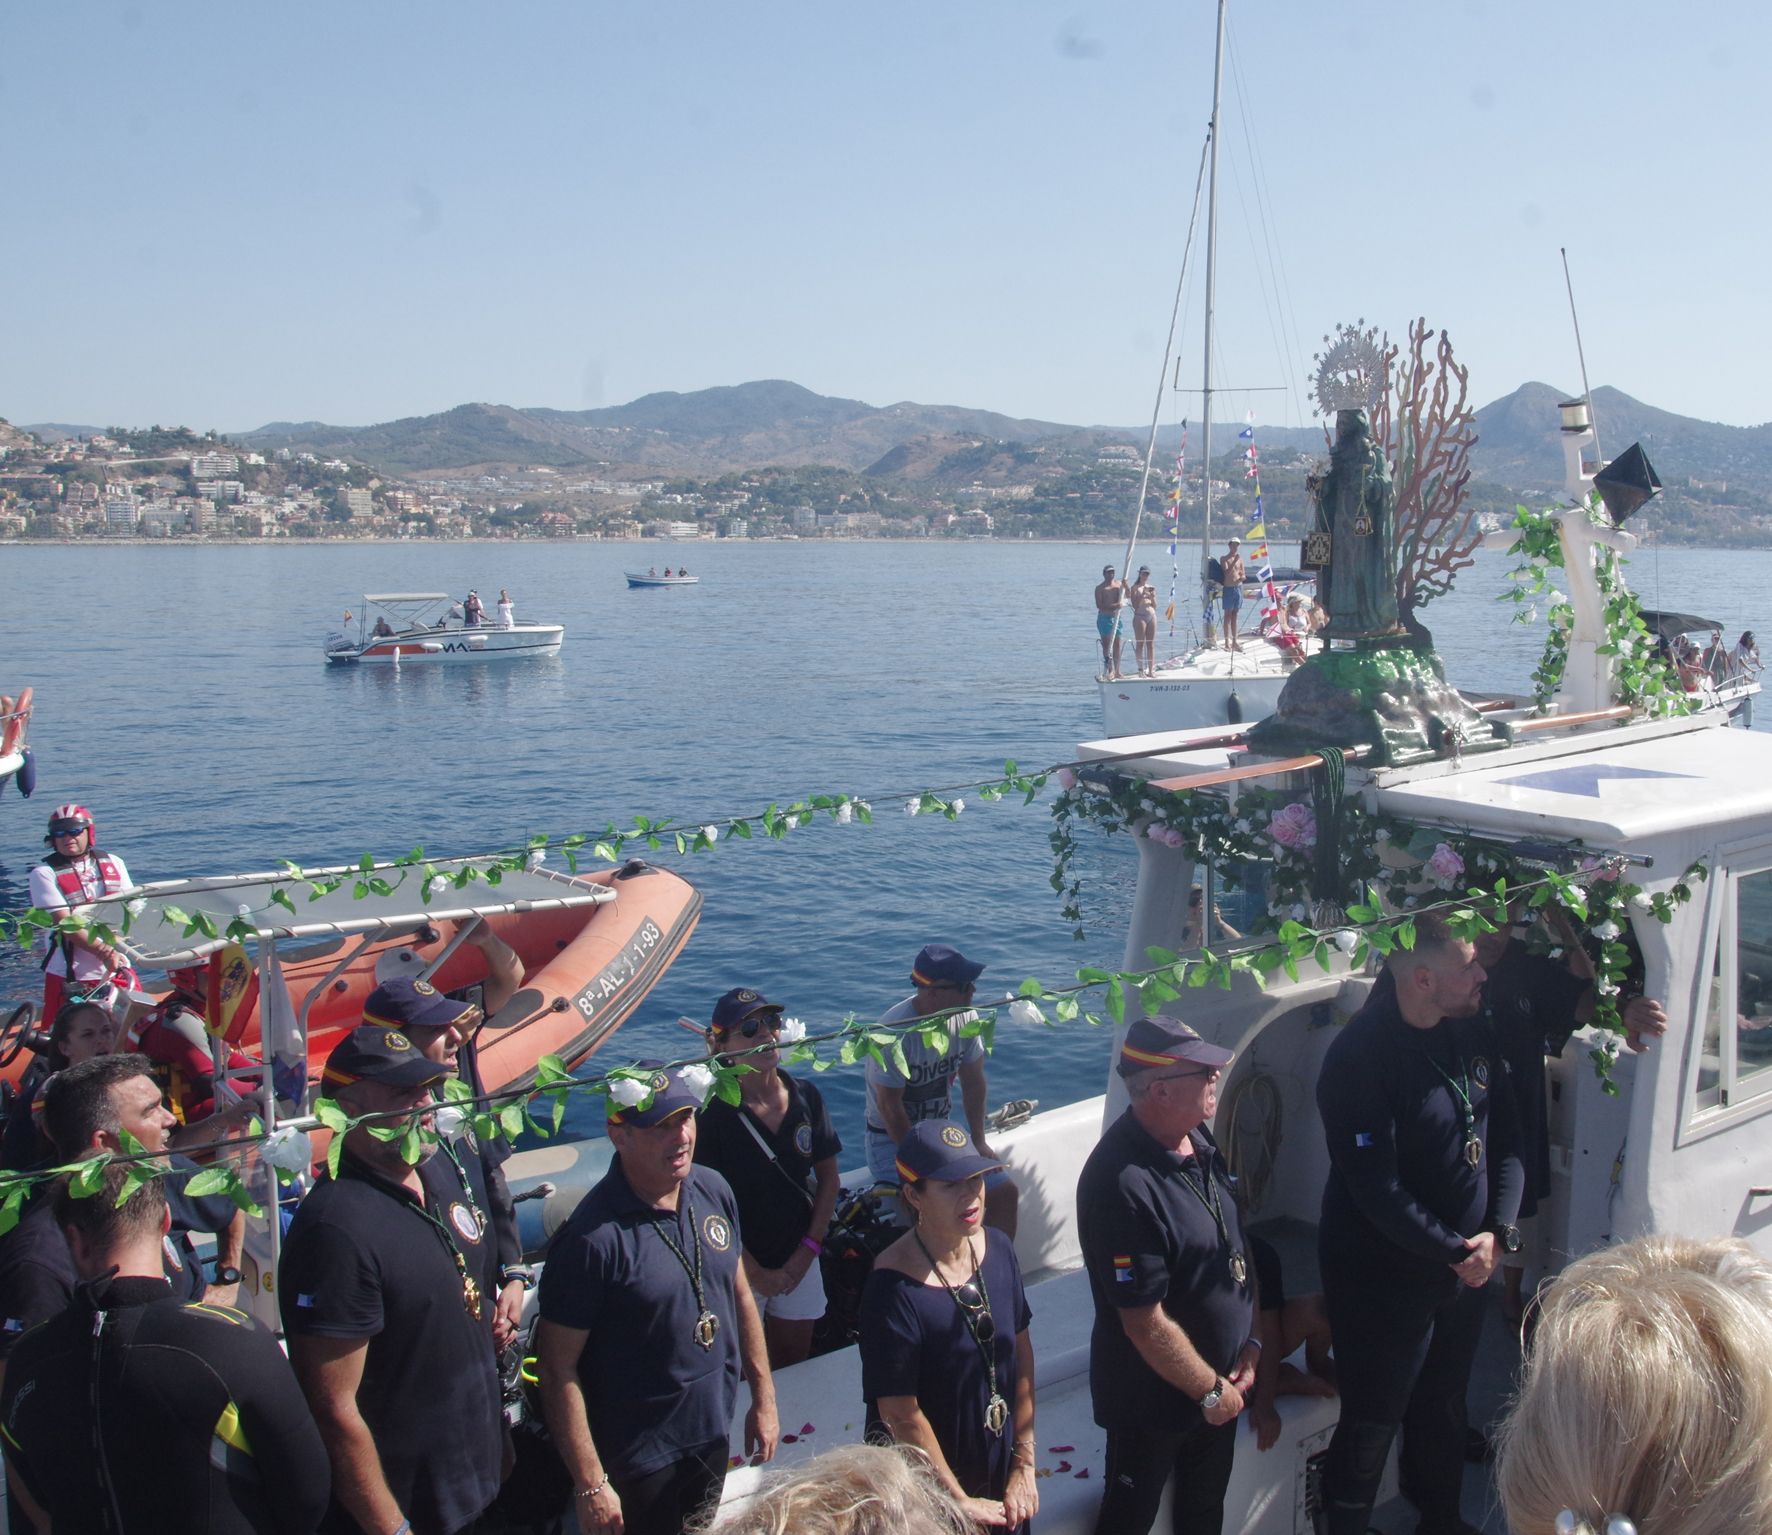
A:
212,1264,243,1286
500,1264,537,1290
1494,1224,1523,1255
1198,1376,1225,1410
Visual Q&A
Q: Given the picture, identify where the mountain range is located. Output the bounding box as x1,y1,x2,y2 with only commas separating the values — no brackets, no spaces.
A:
29,380,1772,499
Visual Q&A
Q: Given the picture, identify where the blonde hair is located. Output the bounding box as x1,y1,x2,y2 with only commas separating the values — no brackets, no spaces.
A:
713,1442,967,1535
1495,1234,1772,1535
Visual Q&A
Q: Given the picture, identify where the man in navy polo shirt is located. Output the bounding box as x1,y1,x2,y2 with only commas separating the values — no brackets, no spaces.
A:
282,1026,507,1535
1077,1016,1258,1535
537,1060,778,1535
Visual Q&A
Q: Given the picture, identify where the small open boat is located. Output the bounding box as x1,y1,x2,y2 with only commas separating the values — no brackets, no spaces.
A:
324,593,564,664
625,571,701,588
0,687,35,799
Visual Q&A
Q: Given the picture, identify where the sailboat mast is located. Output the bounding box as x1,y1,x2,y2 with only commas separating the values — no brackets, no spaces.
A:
1198,0,1228,590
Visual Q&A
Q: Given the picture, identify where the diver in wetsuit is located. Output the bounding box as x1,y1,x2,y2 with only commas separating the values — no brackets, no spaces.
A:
1315,911,1523,1535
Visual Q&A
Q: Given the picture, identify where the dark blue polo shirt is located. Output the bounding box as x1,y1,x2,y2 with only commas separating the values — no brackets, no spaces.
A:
1317,970,1524,1291
1077,1111,1254,1431
279,1147,505,1535
539,1161,743,1480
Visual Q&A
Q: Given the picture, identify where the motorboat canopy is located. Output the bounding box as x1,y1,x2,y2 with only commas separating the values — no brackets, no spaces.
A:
85,858,613,969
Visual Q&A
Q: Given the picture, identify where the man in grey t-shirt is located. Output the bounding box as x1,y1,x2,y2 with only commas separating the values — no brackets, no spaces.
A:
864,943,1018,1235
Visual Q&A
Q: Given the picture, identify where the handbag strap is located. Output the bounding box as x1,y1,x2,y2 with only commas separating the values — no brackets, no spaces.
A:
737,1105,815,1209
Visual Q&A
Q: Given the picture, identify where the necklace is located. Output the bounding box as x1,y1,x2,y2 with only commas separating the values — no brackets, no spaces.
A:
1424,1051,1481,1168
648,1190,720,1350
1173,1139,1248,1288
403,1142,488,1320
913,1229,1008,1437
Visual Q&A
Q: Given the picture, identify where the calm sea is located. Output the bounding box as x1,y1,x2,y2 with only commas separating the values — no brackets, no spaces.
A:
3,539,1763,1145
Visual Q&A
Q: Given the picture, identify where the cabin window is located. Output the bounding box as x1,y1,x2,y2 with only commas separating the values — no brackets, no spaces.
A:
1693,866,1772,1115
1734,870,1772,1093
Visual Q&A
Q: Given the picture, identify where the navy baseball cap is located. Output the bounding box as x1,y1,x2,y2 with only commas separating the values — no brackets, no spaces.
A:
910,944,986,990
606,1059,704,1128
322,1025,449,1092
894,1121,1002,1185
710,987,784,1035
362,977,475,1035
1116,1016,1234,1079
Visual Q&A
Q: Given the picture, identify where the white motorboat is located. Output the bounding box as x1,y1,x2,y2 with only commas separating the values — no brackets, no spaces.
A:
1639,608,1760,727
625,570,701,588
323,593,564,664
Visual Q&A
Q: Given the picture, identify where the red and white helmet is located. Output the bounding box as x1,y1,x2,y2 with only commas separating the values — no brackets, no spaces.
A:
46,803,95,843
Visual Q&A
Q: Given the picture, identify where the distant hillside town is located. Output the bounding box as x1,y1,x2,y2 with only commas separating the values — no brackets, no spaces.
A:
4,378,1770,545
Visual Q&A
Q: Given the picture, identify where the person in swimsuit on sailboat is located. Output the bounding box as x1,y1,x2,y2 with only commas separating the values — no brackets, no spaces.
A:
1129,567,1159,678
1094,566,1127,680
1219,539,1246,652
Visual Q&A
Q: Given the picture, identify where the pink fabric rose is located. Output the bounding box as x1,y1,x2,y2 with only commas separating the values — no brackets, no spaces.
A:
1055,767,1078,791
1427,843,1464,884
1267,801,1317,851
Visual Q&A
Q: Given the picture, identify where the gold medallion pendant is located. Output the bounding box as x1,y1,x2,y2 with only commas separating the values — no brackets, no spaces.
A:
984,1394,1009,1436
694,1309,721,1349
462,1276,483,1321
1464,1136,1483,1169
1229,1250,1248,1287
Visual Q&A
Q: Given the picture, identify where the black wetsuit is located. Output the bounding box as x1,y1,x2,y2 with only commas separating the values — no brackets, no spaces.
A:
0,1275,330,1534
1315,970,1523,1535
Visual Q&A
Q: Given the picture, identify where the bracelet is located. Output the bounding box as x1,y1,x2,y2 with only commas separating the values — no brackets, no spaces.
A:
800,1235,824,1257
390,1522,411,1535
1244,1335,1263,1352
576,1476,611,1501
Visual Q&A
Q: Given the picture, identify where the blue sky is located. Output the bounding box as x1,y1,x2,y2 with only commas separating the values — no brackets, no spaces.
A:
3,1,1764,433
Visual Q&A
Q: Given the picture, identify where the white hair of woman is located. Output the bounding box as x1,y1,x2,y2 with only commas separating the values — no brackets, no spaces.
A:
1495,1233,1772,1535
713,1442,967,1535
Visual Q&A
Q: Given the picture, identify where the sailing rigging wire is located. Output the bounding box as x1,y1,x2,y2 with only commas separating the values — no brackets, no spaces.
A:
1224,22,1313,428
1117,128,1214,626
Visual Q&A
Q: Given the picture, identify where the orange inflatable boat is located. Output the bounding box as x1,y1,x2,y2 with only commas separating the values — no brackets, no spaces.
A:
1,856,701,1101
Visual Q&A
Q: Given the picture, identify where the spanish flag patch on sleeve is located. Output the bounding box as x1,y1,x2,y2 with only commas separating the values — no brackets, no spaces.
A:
1113,1255,1134,1283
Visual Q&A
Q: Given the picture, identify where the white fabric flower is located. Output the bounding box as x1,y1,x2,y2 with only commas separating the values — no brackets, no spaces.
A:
427,875,450,896
607,1075,650,1108
701,824,719,844
236,903,253,918
1292,904,1309,921
1332,930,1359,953
784,814,802,830
434,1105,467,1138
525,849,546,871
1565,884,1588,907
260,1126,313,1173
1630,891,1653,911
1592,919,1622,941
678,1063,717,1102
951,798,965,816
1374,828,1391,843
904,799,921,817
777,1017,807,1045
834,803,853,826
125,897,147,918
1007,998,1045,1028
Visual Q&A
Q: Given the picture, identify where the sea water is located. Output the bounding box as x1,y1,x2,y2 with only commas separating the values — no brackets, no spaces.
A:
2,539,1762,1146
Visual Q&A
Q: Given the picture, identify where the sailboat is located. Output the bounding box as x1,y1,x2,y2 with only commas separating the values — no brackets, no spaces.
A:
1098,5,1312,738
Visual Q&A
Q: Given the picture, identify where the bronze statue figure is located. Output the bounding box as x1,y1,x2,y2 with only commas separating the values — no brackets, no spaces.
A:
1319,409,1403,642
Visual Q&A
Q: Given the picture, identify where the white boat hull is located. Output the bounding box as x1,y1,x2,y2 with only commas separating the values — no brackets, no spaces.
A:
1100,644,1296,734
625,574,700,588
325,623,564,665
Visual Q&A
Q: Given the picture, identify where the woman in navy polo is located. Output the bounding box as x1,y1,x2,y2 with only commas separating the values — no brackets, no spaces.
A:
860,1122,1037,1532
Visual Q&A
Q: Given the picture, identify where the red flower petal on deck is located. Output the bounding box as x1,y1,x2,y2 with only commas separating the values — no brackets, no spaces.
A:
728,1455,744,1468
800,1423,816,1436
1054,1460,1072,1473
1074,1467,1091,1479
781,1434,799,1445
1049,1444,1075,1453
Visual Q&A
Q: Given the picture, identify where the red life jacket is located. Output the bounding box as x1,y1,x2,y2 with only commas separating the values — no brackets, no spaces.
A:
50,852,127,904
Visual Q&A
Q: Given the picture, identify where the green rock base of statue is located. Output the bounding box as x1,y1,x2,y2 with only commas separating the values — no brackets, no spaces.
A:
1245,642,1503,767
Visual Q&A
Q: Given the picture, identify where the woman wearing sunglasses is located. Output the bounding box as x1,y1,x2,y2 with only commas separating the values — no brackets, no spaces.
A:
696,987,842,1369
861,1121,1037,1531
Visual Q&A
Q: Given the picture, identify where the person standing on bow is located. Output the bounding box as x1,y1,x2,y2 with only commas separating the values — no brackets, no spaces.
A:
1315,911,1524,1535
1218,539,1246,652
862,1122,1037,1533
1129,565,1159,678
866,945,1017,1237
695,987,841,1370
1077,1017,1257,1535
27,804,136,1021
496,588,515,628
537,1061,778,1535
463,589,485,627
1094,564,1127,680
